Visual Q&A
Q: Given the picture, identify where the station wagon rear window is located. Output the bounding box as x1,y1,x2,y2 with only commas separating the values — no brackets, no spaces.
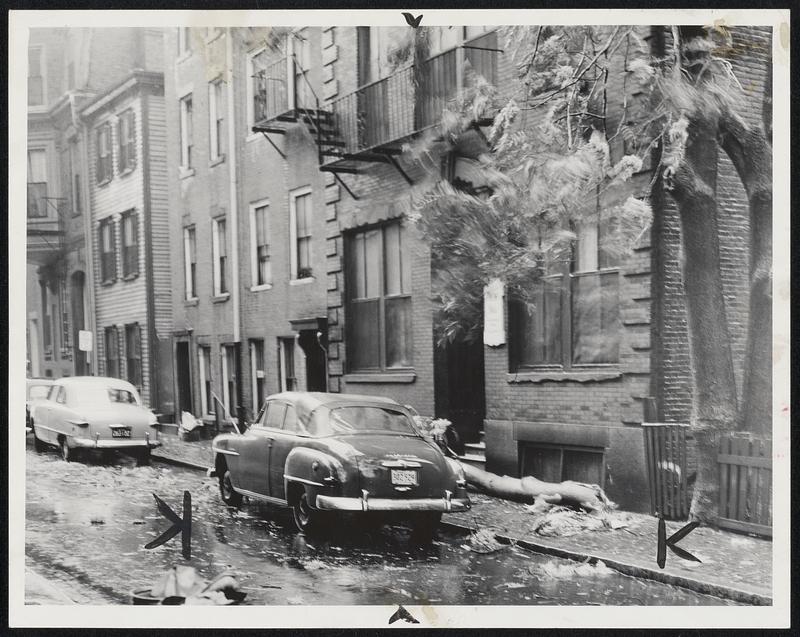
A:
313,406,417,437
27,384,51,400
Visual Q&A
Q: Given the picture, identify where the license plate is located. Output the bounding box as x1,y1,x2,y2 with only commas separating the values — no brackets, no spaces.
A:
391,469,418,486
111,428,131,438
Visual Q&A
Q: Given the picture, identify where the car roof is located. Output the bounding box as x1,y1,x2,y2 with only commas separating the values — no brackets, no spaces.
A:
266,391,405,424
27,378,55,385
54,376,139,391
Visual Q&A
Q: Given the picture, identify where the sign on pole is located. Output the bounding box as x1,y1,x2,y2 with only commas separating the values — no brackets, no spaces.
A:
78,330,93,352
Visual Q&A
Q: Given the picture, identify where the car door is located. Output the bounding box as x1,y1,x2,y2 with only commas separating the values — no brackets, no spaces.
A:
49,385,72,440
234,401,281,496
268,403,302,502
37,385,60,444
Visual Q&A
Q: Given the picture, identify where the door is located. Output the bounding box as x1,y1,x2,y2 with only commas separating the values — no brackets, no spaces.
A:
298,329,327,392
175,341,192,415
433,335,486,445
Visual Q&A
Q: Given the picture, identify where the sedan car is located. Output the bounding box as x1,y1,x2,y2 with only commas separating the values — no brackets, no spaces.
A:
211,392,470,540
30,376,161,464
26,378,54,431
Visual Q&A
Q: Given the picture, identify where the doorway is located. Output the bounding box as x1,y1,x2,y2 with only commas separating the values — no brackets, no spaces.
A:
175,341,192,414
434,335,486,445
298,329,327,392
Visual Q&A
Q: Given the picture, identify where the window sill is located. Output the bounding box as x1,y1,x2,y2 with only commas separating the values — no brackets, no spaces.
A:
119,166,136,178
184,298,199,306
210,155,226,168
179,167,195,180
122,272,139,281
290,277,314,286
100,279,116,287
212,294,230,303
250,283,272,292
507,369,622,383
344,372,416,384
96,178,112,188
246,131,264,143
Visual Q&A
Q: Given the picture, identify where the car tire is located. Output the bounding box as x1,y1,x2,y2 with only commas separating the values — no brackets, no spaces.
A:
410,512,442,544
292,488,321,535
60,438,74,462
219,469,243,507
136,448,151,467
32,427,47,453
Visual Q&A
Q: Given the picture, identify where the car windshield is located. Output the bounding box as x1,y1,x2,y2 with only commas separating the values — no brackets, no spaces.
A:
312,405,418,437
73,385,140,406
28,384,51,400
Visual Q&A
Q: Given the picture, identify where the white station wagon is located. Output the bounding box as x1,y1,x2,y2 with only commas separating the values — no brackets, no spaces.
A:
30,376,161,464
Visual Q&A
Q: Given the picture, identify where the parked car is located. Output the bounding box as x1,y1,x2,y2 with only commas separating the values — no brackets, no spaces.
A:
26,378,54,431
211,392,470,540
30,376,161,464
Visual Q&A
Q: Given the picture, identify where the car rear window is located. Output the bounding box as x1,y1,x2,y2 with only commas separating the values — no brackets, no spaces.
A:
27,384,51,400
73,385,140,406
312,406,417,437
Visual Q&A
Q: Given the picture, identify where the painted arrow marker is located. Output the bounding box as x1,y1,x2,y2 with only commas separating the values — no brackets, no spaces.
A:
656,517,701,569
145,491,192,560
388,604,420,624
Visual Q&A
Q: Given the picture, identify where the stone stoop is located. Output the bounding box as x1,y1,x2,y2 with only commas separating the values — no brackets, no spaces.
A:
458,431,486,470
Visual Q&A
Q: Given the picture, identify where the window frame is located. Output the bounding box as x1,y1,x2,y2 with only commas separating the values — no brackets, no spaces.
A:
289,187,313,282
95,122,113,185
246,46,267,134
211,216,228,297
104,325,120,378
27,148,48,218
28,45,46,109
249,199,272,290
208,78,225,162
249,339,266,417
98,217,117,284
221,344,237,417
179,93,194,171
120,209,139,278
345,220,414,374
183,225,197,300
177,27,192,58
117,109,137,174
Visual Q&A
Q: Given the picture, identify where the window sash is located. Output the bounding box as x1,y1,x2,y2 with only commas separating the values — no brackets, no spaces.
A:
99,220,117,282
209,81,224,159
180,96,193,168
96,124,112,183
290,190,312,279
105,326,119,377
212,218,227,295
125,324,142,389
198,346,214,415
121,212,139,276
184,227,197,299
118,111,136,172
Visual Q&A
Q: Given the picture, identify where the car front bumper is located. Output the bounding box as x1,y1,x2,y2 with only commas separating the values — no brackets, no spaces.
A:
71,437,162,450
316,491,470,513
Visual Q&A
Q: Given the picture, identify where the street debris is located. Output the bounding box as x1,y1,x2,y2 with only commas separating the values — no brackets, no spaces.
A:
525,502,633,537
134,565,246,605
531,559,614,579
468,528,506,553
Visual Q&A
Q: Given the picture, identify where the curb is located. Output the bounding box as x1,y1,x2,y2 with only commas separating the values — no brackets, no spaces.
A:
439,519,772,606
151,451,212,473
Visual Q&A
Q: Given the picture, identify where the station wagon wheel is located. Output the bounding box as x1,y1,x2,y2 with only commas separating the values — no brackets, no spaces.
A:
32,427,46,453
219,469,243,507
409,512,442,544
136,448,151,467
60,438,74,462
292,489,321,535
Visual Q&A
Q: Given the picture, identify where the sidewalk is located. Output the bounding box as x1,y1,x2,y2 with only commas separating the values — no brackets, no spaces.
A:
152,433,772,605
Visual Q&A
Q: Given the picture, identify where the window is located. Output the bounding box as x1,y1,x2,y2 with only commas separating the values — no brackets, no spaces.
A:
290,189,313,280
509,218,621,370
198,346,214,415
96,123,113,183
521,444,604,486
358,28,404,84
99,217,117,283
250,339,266,417
212,217,228,295
125,323,142,390
179,94,193,169
279,337,297,392
183,226,197,299
104,326,120,378
117,109,136,173
208,80,225,161
247,48,268,128
264,401,286,429
345,222,413,372
28,46,45,107
250,201,271,287
40,281,53,359
177,28,192,56
120,210,139,277
293,30,311,109
221,344,237,417
27,148,47,218
70,141,82,216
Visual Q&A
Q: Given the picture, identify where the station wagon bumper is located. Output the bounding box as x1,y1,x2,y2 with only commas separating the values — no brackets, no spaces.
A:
71,436,162,449
316,490,470,513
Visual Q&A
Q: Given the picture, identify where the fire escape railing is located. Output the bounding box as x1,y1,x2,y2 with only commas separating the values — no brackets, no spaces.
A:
253,57,291,123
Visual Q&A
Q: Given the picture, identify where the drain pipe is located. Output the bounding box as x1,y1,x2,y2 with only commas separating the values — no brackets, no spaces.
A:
226,28,244,424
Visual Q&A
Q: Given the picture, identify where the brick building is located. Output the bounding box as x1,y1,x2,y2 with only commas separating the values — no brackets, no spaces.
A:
165,28,329,427
26,28,173,418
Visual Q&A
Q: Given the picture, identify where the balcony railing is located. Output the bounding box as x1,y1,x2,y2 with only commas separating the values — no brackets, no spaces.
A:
253,57,291,123
328,31,500,158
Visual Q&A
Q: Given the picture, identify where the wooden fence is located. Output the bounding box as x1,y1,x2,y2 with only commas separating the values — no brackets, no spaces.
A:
717,433,773,537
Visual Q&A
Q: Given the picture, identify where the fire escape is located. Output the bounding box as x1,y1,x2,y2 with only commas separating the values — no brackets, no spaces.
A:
252,31,502,199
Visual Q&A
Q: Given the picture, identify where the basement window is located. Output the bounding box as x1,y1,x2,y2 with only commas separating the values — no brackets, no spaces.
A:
519,443,605,486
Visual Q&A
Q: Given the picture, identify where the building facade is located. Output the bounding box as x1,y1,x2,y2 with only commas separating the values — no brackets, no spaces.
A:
26,28,173,416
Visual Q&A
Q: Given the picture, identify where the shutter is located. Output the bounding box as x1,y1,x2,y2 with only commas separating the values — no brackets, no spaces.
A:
118,118,124,170
129,111,137,169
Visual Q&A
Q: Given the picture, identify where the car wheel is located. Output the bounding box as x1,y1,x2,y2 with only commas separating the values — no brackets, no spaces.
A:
32,427,47,453
60,438,74,462
410,512,442,544
292,489,321,535
219,469,243,507
136,448,151,467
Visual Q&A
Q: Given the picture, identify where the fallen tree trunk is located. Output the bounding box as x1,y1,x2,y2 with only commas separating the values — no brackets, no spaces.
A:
462,463,613,512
